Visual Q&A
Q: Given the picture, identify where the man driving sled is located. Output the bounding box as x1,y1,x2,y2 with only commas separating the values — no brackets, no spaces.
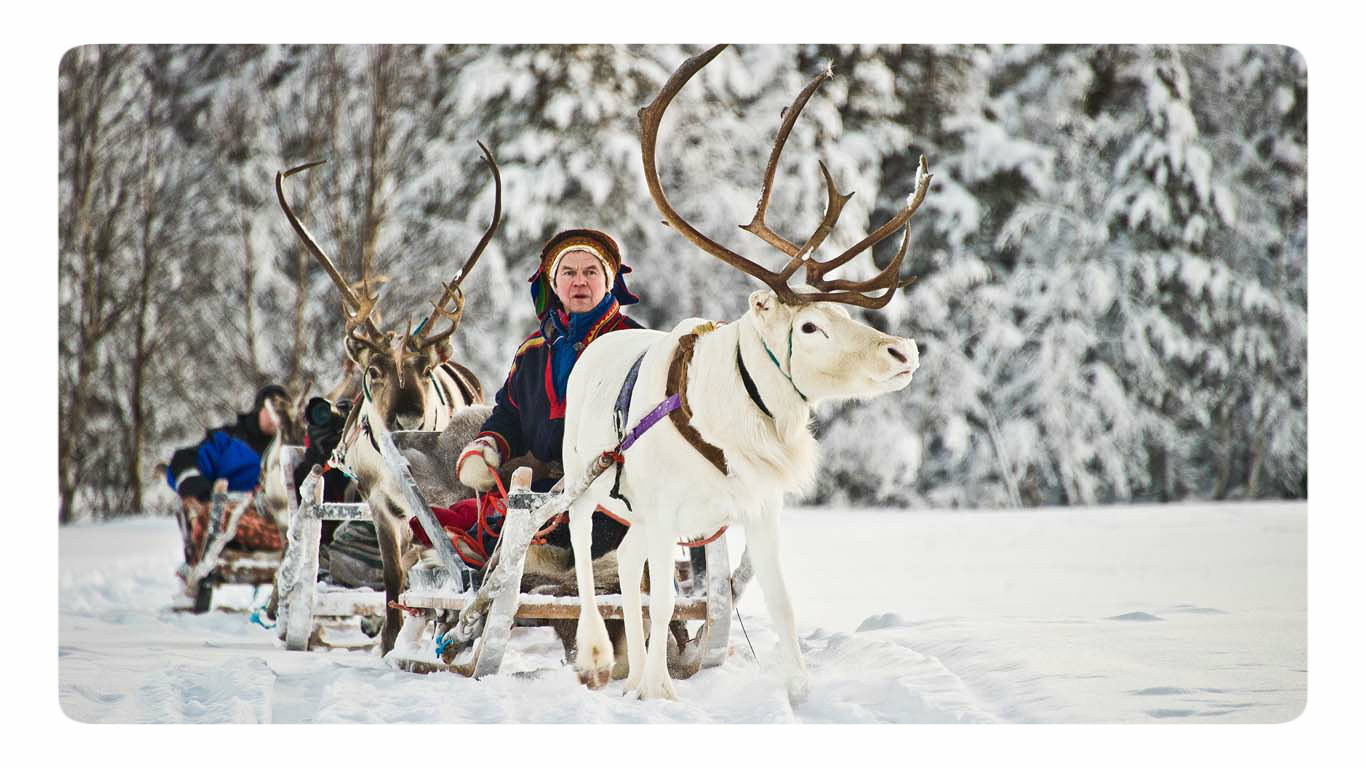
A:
411,228,642,566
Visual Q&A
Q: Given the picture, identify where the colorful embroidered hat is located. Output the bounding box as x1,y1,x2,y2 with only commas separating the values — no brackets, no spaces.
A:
529,228,639,316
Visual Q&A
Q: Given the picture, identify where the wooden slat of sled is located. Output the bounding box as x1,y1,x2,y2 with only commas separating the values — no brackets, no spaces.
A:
216,549,283,585
398,590,709,621
314,590,387,617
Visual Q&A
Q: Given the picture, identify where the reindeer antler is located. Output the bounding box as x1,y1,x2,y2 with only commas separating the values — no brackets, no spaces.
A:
639,44,933,309
411,141,502,353
276,161,390,345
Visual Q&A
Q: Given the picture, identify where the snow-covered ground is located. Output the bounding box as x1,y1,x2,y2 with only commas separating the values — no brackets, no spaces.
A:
57,502,1304,724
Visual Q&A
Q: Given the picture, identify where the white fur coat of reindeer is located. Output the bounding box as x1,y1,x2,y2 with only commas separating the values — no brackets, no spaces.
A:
560,45,930,704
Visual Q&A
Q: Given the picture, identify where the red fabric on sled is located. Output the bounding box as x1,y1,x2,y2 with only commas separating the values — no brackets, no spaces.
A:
409,499,481,548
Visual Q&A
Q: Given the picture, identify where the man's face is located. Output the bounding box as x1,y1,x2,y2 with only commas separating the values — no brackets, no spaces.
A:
258,404,279,436
553,250,609,314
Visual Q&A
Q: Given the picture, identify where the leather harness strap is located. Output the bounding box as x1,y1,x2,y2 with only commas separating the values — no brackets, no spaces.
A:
736,345,774,419
666,329,729,476
442,362,482,406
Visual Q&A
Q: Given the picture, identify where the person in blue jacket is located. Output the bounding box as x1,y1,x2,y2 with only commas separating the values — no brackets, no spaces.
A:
166,384,289,501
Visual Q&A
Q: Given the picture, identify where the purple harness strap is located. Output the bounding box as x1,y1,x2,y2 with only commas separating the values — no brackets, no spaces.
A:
613,350,681,452
604,328,727,513
620,394,681,452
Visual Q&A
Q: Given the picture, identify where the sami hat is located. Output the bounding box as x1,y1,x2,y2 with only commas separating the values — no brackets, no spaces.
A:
529,228,639,317
252,383,289,412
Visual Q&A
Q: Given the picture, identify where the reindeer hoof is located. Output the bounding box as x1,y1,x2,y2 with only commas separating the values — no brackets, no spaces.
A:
634,674,677,701
786,672,811,706
574,622,614,690
576,665,612,690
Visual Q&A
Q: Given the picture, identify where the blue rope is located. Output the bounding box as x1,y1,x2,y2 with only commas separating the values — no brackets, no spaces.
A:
434,631,456,659
762,327,809,402
249,607,275,630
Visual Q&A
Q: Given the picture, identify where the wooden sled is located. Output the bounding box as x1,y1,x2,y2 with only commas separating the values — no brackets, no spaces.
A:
173,480,283,613
391,469,735,679
241,445,382,648
277,428,738,680
272,449,383,651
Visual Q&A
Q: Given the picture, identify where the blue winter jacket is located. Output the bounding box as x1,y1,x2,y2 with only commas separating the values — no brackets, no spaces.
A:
166,413,272,497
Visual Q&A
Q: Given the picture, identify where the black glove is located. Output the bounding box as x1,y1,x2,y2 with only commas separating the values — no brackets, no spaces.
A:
177,475,213,502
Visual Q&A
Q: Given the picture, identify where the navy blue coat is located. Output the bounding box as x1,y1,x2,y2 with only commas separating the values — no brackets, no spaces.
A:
478,297,643,482
477,295,643,561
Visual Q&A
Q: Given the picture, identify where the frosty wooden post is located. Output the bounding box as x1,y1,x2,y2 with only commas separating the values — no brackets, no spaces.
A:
280,469,389,651
377,429,472,589
283,468,326,650
701,533,732,668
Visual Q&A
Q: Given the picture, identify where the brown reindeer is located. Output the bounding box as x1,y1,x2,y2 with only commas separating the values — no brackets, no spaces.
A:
275,143,498,653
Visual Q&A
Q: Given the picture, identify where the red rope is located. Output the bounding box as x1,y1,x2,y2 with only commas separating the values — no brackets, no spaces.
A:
490,468,510,502
678,525,728,548
576,495,726,548
388,600,426,617
595,503,631,528
446,524,488,568
531,512,566,545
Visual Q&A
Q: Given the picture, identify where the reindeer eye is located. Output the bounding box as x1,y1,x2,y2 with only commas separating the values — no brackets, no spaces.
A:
367,366,382,380
801,322,820,335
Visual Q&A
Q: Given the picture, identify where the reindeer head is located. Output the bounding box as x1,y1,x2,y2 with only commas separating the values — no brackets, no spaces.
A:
344,323,460,431
276,145,501,432
747,289,918,403
640,45,930,403
260,387,309,446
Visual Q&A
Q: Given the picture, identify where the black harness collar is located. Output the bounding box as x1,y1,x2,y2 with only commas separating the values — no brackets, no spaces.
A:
736,345,774,420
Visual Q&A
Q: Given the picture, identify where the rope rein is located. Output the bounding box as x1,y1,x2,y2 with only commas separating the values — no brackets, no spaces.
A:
761,326,809,402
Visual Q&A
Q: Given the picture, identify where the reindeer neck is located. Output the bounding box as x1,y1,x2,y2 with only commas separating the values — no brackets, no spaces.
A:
678,314,817,492
688,314,813,444
736,313,813,421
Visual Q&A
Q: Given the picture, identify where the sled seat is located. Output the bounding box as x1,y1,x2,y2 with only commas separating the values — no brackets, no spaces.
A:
174,480,285,613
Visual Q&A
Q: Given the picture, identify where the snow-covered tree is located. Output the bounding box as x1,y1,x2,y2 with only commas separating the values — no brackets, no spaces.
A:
1188,45,1307,498
57,44,1308,519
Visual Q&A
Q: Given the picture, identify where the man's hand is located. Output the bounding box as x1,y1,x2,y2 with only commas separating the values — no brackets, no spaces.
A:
457,436,502,492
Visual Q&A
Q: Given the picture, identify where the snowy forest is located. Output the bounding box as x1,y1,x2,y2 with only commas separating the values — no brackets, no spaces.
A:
57,44,1307,523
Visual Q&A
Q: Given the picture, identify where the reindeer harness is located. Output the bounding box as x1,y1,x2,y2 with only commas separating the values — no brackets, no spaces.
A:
595,320,795,546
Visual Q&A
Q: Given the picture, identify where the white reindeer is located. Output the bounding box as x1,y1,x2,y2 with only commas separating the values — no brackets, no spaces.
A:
561,45,929,703
274,146,496,653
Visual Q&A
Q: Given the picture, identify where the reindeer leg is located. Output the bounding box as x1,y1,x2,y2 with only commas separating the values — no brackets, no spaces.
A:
747,500,810,705
374,501,407,656
570,495,613,689
635,524,679,700
394,609,429,655
615,524,647,695
265,518,290,621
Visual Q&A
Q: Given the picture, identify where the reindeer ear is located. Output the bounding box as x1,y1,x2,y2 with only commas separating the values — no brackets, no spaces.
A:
749,290,777,315
344,338,371,367
425,339,453,367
